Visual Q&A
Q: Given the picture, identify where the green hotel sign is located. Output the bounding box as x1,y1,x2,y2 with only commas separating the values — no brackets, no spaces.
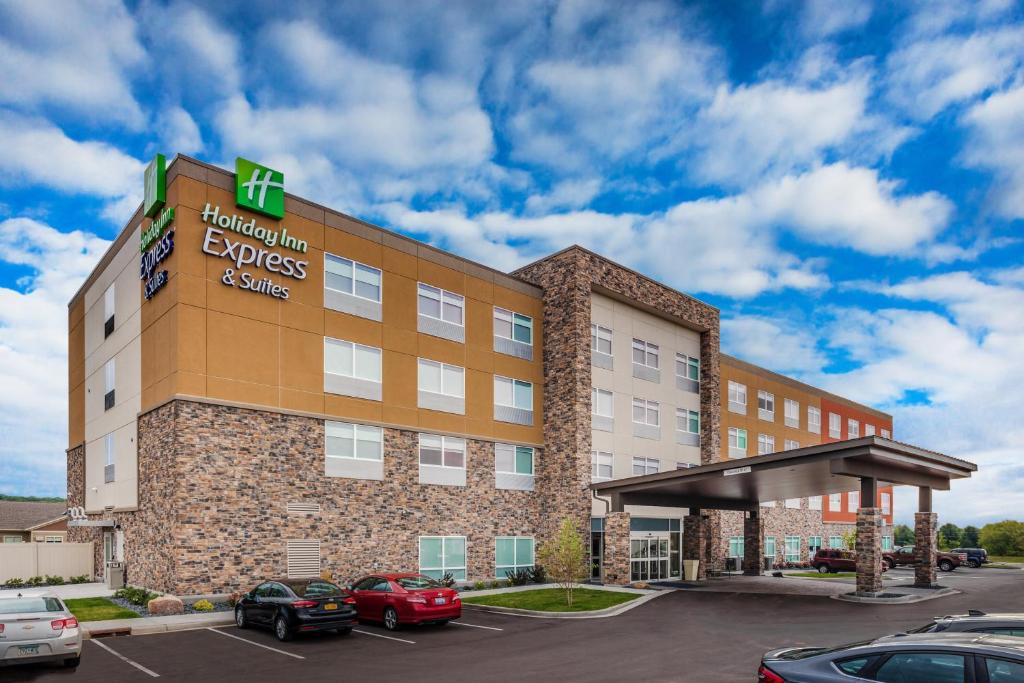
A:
236,157,284,219
143,153,166,218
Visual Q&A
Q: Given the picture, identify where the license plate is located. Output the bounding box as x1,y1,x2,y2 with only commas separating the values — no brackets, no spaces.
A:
434,597,446,605
324,603,337,610
19,645,39,655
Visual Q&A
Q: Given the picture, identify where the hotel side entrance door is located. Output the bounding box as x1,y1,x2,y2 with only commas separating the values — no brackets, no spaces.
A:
630,533,676,581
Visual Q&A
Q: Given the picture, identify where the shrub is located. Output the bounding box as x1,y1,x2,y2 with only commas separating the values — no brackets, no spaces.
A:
26,576,44,586
489,580,505,589
439,572,457,588
115,587,157,606
473,580,486,591
504,568,531,586
529,565,546,584
45,575,65,586
3,578,23,588
538,518,587,606
192,599,214,612
69,575,90,584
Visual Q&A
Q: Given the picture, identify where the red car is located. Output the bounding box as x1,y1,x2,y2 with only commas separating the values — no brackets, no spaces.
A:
348,573,460,631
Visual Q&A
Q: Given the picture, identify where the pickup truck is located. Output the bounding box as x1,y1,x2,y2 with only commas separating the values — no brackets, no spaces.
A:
884,546,967,572
812,549,889,574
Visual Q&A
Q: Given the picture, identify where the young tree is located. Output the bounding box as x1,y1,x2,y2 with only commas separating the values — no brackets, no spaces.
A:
979,521,1024,556
893,524,915,546
938,523,962,550
842,529,857,550
538,518,587,606
960,526,980,548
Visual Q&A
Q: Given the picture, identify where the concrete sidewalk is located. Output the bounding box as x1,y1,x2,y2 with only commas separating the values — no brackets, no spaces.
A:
13,582,113,599
83,611,233,638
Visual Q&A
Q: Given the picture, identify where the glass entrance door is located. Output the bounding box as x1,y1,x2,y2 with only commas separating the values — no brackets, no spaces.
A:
630,535,672,581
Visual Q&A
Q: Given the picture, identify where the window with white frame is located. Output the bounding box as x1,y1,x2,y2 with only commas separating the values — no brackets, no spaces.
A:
591,324,612,356
496,444,534,476
785,498,800,509
784,439,800,450
104,359,115,410
757,390,775,420
881,492,891,514
632,398,659,426
828,412,841,438
829,493,841,511
764,536,776,558
757,433,775,455
495,376,533,410
808,495,822,510
418,283,464,325
591,450,613,481
676,409,699,434
632,457,659,475
808,536,822,554
784,536,801,563
419,434,466,469
419,536,466,580
865,423,876,436
808,406,821,434
103,284,115,337
784,399,799,428
848,418,860,438
882,535,893,551
848,491,859,511
494,308,532,345
104,433,115,467
495,537,534,578
592,388,613,417
829,535,844,550
325,338,382,382
881,428,891,438
728,427,747,457
326,421,382,461
418,359,464,397
43,536,62,543
631,339,659,369
728,536,744,558
325,253,382,302
676,353,700,381
728,381,747,413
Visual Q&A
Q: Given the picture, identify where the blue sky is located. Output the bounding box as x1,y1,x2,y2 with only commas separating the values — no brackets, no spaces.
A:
0,0,1022,525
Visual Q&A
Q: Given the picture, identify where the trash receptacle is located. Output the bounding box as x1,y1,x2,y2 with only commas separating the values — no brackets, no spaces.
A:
105,562,124,589
683,560,699,581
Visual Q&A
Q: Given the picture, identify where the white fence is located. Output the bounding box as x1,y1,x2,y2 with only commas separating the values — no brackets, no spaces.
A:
0,542,94,583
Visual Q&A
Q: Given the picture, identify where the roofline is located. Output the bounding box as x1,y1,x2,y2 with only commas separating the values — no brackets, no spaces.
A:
24,515,68,532
721,353,892,421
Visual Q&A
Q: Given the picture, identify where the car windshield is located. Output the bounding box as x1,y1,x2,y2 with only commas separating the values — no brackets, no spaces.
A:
776,641,874,660
0,597,63,614
395,576,442,590
283,580,344,598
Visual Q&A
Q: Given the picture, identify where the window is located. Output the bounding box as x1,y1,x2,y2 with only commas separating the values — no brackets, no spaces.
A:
676,353,700,380
631,398,659,426
418,283,464,325
873,653,964,682
828,412,841,438
495,376,533,410
676,409,699,434
986,657,1024,682
808,496,822,510
591,388,614,417
728,537,744,558
496,537,534,578
757,433,775,455
728,381,747,413
784,439,800,450
764,536,776,558
419,434,466,469
43,536,62,543
882,535,893,551
757,390,775,421
326,422,382,461
808,536,822,554
836,658,872,676
807,406,821,434
494,308,532,345
881,428,891,438
728,427,748,458
495,444,533,476
3,536,23,543
864,423,876,436
590,324,612,355
631,339,659,368
784,399,799,428
632,457,659,475
848,418,860,438
104,359,115,411
419,536,466,581
104,433,115,483
848,491,859,511
785,498,800,509
881,492,891,514
829,493,841,511
676,462,696,469
324,253,381,302
784,536,800,563
829,535,844,549
103,284,115,337
324,338,382,382
418,359,464,397
591,450,613,481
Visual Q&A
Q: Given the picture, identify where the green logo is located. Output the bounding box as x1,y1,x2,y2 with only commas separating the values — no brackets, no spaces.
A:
143,153,166,218
236,157,285,219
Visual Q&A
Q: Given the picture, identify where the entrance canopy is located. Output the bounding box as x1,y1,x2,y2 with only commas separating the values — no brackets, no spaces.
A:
591,436,976,512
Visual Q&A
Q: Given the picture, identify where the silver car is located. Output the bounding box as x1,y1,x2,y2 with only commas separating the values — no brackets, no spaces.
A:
910,610,1024,637
0,593,82,668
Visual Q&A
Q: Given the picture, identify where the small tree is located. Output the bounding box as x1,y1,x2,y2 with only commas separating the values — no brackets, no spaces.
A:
841,529,857,550
537,518,587,607
960,525,980,548
893,524,915,546
938,523,962,550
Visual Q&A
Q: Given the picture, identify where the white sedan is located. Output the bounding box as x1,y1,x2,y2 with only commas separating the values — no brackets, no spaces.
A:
0,593,82,668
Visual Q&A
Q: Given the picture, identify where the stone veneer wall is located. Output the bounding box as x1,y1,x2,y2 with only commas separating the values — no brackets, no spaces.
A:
719,504,843,566
855,507,883,595
602,512,631,585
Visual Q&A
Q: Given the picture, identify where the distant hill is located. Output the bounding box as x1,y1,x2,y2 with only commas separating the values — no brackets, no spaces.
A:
0,494,66,503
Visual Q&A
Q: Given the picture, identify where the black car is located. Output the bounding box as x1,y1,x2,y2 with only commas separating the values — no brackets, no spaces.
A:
911,610,1024,637
952,547,989,568
235,578,358,641
758,632,1024,682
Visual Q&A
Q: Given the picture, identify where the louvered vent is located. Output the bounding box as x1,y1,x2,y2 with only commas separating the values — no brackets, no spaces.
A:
286,539,321,578
286,502,320,514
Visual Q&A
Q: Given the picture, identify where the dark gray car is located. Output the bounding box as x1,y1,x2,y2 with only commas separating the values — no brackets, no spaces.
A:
758,632,1024,682
911,611,1024,637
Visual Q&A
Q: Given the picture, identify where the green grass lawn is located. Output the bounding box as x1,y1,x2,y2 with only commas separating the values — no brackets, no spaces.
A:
786,571,856,579
64,597,140,622
987,556,1024,564
462,588,639,612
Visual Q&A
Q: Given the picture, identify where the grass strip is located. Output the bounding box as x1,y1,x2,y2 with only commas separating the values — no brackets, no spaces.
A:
65,597,140,622
462,588,639,612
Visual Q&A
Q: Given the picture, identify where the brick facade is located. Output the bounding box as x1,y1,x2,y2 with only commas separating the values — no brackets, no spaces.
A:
602,512,631,585
682,514,707,580
743,514,763,575
855,507,883,595
914,511,938,587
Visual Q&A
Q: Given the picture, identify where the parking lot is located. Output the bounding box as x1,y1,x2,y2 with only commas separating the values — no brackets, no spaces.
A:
7,566,1022,682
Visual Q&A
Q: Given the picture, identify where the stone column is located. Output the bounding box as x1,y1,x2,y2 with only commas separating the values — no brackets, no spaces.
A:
703,510,723,575
602,511,631,586
914,512,938,588
743,512,763,576
683,513,707,580
855,507,883,595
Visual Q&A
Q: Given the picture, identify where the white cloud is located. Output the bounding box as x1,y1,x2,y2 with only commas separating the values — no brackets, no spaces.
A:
960,84,1024,219
721,315,828,374
798,0,872,38
524,178,603,213
157,106,203,156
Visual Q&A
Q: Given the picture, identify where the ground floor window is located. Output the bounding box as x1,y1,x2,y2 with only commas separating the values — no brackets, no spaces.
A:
764,536,776,558
808,536,822,556
784,536,801,563
3,536,22,543
496,537,534,578
829,535,844,550
590,518,604,580
43,536,62,543
728,536,744,558
419,536,467,581
882,535,893,551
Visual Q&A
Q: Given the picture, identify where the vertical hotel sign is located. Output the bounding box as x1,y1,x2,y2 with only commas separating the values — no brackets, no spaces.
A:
140,153,175,300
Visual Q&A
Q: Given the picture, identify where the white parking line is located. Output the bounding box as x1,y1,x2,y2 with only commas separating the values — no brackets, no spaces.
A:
450,621,503,631
206,627,306,659
353,628,416,644
90,638,160,678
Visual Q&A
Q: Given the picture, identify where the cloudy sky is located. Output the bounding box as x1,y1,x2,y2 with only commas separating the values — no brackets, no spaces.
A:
0,0,1021,525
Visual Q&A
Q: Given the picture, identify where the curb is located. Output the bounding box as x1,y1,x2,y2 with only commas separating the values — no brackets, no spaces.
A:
462,588,667,619
83,612,234,638
831,588,961,605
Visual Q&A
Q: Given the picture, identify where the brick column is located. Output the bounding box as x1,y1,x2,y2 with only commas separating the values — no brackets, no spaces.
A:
683,514,707,580
703,510,723,574
743,513,763,576
855,507,883,595
914,512,938,588
603,512,631,586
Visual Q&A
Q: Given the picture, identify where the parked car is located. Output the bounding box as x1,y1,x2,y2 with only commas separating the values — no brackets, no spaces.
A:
811,549,888,574
885,546,966,572
757,632,1024,682
234,578,358,642
910,610,1024,637
348,573,460,631
952,547,989,568
0,593,81,668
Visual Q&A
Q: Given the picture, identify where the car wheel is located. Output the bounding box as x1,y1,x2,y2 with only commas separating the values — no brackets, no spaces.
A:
817,565,830,574
335,627,352,636
234,606,248,629
383,607,399,631
968,559,980,569
63,657,81,668
274,614,293,642
939,560,954,572
885,559,896,570
436,620,449,627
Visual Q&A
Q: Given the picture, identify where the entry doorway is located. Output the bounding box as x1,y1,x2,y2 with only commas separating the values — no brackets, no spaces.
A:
630,534,674,581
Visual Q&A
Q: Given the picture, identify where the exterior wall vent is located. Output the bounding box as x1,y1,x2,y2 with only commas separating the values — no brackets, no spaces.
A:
286,539,321,578
286,502,321,514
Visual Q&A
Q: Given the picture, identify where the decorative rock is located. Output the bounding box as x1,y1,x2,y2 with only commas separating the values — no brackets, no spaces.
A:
147,595,184,616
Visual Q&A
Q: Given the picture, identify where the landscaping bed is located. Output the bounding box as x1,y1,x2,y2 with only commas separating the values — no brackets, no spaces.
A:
462,588,640,612
64,597,140,622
